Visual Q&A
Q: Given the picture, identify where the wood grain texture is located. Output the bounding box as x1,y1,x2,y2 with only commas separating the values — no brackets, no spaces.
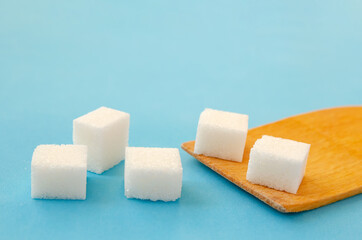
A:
181,106,362,213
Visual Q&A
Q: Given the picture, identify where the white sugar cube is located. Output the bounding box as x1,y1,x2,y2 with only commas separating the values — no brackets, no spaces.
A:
246,135,310,194
124,147,183,201
194,108,248,162
31,145,87,200
73,107,130,174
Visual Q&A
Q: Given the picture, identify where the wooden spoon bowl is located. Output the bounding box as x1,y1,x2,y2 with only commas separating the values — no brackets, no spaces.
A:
181,106,362,213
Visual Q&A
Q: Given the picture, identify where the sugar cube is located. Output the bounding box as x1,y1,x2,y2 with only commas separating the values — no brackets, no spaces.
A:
194,108,248,162
73,107,130,174
31,144,87,200
246,135,310,194
124,147,183,201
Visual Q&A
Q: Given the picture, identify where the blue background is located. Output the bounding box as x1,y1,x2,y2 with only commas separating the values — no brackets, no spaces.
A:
0,0,361,239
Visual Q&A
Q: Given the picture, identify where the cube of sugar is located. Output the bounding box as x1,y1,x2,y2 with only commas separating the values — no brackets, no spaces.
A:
73,107,130,174
246,135,311,194
124,147,183,201
194,108,248,162
31,145,87,200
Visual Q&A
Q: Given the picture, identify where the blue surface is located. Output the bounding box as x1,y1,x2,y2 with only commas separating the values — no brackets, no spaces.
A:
1,0,361,239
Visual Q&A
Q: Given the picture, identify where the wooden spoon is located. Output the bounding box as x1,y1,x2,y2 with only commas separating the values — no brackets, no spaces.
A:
181,106,362,213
